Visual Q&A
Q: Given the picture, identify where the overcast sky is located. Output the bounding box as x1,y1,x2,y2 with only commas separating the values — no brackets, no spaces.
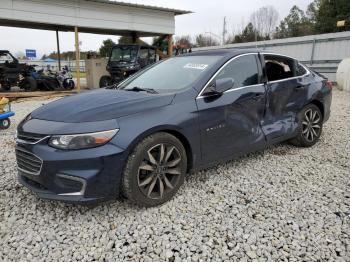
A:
0,0,313,58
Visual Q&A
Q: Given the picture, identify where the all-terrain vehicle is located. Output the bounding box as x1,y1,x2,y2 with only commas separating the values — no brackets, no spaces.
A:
99,44,157,88
20,66,75,91
19,67,60,91
0,50,28,91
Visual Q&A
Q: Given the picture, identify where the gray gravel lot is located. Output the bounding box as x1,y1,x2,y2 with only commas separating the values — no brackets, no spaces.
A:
0,90,349,261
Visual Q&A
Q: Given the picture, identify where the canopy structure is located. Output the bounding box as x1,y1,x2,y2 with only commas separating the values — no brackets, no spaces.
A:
0,0,191,90
0,0,190,36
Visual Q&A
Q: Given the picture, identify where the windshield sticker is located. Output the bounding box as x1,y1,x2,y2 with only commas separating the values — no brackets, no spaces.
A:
184,63,208,70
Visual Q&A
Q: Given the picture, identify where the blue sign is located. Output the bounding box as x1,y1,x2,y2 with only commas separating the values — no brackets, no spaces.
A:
25,49,36,59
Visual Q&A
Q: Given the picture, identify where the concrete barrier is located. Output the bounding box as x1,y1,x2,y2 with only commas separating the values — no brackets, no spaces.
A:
336,58,350,92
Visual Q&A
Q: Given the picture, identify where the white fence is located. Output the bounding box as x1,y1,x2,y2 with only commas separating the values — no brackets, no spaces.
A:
19,59,86,73
194,31,350,81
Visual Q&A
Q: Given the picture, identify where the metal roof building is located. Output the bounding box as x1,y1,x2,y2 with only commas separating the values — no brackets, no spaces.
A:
0,0,191,90
0,0,191,36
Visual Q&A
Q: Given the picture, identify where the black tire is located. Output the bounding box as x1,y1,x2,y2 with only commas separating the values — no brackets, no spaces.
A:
1,81,11,91
99,75,112,88
289,104,323,147
0,118,11,129
63,79,75,90
22,77,37,91
121,132,187,207
47,79,59,91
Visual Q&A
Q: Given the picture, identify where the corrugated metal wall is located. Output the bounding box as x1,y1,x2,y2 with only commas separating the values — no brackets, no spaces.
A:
193,31,350,81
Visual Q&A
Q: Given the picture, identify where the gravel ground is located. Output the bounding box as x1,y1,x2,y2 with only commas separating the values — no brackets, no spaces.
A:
0,90,349,261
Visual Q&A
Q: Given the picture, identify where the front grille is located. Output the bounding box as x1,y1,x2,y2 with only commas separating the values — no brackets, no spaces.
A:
17,131,47,144
16,147,43,175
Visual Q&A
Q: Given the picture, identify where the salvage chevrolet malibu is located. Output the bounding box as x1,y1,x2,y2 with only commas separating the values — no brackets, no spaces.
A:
16,49,332,207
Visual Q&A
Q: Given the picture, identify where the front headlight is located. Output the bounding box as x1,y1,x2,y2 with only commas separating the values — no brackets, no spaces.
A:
48,129,118,150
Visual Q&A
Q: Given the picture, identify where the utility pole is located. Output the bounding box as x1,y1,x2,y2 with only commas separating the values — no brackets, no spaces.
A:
222,17,227,45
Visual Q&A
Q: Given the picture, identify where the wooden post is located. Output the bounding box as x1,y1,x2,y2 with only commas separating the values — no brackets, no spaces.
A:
167,35,173,57
74,26,81,92
56,29,61,71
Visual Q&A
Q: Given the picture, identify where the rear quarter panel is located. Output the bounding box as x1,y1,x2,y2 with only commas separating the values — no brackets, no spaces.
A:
305,72,332,122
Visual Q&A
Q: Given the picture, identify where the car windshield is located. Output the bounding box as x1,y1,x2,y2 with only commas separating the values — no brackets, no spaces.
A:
119,56,221,92
110,46,138,62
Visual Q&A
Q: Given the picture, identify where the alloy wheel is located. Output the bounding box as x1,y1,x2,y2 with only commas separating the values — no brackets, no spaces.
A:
302,108,321,142
138,143,182,200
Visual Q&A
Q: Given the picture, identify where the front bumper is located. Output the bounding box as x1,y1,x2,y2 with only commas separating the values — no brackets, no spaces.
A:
16,140,127,204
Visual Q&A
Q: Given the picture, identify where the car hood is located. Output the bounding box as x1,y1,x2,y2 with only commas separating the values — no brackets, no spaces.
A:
31,89,175,123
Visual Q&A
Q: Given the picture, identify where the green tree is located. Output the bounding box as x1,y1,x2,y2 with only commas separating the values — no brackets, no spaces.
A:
274,6,313,39
195,34,219,47
233,23,265,43
306,0,321,24
313,0,350,33
152,36,160,45
118,36,133,44
99,39,116,57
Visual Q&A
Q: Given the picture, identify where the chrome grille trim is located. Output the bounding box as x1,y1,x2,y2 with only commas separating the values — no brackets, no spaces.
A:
16,147,43,176
16,132,49,145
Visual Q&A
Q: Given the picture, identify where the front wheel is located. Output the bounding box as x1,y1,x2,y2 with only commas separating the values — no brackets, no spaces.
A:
63,79,75,90
121,132,187,207
289,104,323,147
99,75,112,88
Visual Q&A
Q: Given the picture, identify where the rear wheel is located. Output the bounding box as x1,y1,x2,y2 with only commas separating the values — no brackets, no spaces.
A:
121,132,187,207
21,77,37,91
289,104,323,147
0,118,11,129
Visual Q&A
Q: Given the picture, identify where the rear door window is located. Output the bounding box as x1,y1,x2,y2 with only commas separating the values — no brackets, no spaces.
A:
264,55,296,82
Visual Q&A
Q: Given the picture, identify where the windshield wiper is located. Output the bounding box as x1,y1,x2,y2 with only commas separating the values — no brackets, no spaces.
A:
125,86,158,94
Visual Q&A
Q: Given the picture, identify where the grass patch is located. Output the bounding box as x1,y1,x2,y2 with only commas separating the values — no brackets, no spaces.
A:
72,72,86,78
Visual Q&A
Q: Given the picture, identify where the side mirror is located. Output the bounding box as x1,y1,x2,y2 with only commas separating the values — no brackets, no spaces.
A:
212,77,234,93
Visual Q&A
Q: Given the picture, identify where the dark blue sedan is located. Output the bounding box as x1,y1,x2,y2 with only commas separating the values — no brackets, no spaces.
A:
16,49,332,206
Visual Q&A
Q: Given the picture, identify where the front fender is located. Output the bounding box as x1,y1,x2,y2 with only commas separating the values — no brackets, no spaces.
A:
112,100,201,169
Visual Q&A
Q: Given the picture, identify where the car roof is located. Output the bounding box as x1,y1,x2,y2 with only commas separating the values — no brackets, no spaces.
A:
184,48,261,58
183,49,301,62
113,44,155,49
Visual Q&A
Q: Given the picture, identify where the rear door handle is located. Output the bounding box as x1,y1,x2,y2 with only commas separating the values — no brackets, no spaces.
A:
295,85,304,90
